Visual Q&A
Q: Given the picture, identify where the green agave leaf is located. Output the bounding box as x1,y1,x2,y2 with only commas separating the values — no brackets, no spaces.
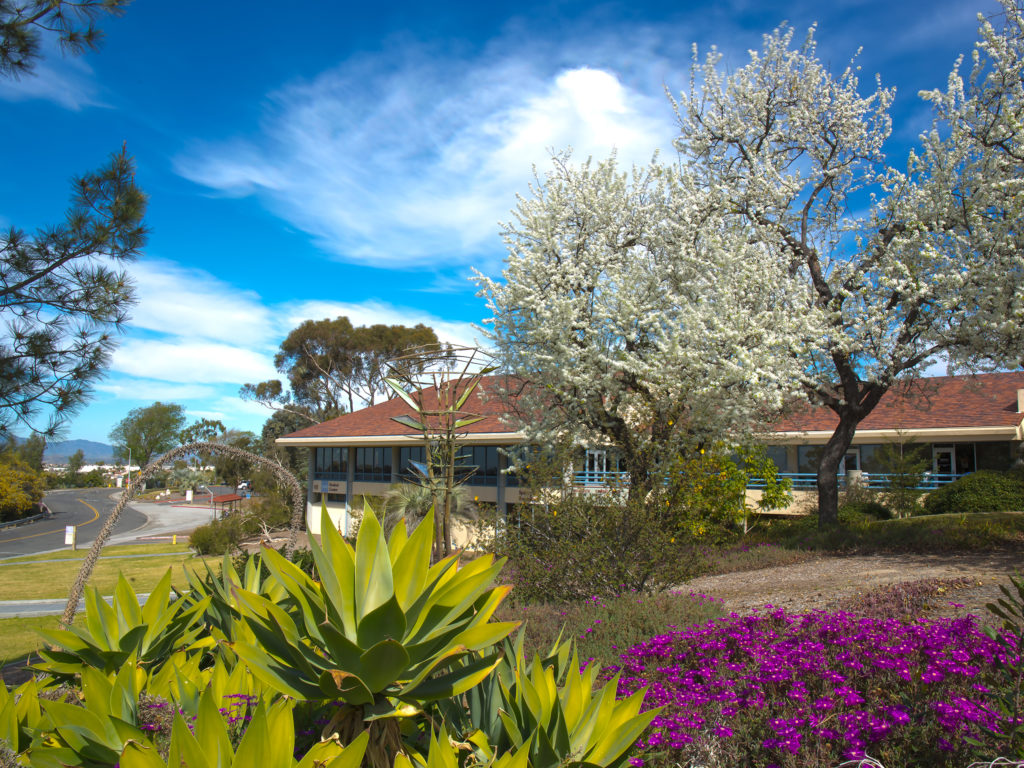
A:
318,668,374,705
264,699,299,768
318,620,364,672
230,641,324,700
450,621,520,653
114,571,144,632
195,688,233,768
357,638,412,693
356,594,407,649
354,506,394,623
585,697,659,766
117,625,149,657
119,740,166,768
297,730,369,768
85,586,118,651
391,509,434,612
453,416,484,429
232,699,270,768
401,651,503,702
168,712,211,768
312,507,358,638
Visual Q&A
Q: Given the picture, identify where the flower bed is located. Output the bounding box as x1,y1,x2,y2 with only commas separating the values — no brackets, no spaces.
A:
608,608,1021,768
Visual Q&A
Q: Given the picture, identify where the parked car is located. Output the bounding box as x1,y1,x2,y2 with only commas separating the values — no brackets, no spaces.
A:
237,480,251,491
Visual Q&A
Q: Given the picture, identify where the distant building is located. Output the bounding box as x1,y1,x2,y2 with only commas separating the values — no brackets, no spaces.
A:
277,372,1024,533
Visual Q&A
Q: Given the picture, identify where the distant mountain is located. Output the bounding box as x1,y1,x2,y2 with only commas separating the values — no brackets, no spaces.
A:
44,439,116,464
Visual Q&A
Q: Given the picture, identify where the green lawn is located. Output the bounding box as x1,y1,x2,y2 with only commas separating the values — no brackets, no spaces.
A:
0,544,219,601
0,616,60,667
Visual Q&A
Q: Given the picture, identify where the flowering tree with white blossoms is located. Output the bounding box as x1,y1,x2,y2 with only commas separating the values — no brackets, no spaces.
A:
673,9,1024,526
475,154,819,502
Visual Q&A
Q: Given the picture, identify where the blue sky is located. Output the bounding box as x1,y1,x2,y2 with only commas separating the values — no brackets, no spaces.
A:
0,0,1001,443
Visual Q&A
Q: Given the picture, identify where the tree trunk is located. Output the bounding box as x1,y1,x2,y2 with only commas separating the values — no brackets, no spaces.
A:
816,415,860,528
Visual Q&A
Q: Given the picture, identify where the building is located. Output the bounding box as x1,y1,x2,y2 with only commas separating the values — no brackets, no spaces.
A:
765,372,1024,488
276,377,524,535
277,372,1024,533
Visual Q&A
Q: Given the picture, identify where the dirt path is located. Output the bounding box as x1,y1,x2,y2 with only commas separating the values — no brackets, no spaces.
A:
684,549,1023,621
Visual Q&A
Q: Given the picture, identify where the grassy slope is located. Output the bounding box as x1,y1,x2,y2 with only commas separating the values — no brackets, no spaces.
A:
0,544,218,666
0,544,216,601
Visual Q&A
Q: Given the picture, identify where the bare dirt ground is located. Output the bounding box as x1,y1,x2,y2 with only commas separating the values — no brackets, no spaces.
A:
684,549,1023,623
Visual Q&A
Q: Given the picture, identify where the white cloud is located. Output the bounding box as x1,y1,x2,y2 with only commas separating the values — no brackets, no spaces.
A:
94,378,218,401
175,41,676,269
130,260,276,346
111,339,277,384
285,299,483,349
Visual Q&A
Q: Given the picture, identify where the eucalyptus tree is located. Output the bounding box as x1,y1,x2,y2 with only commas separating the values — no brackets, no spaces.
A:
672,10,1024,525
475,156,819,501
242,317,446,422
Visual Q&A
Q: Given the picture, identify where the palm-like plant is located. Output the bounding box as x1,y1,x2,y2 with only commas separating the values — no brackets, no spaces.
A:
382,483,477,537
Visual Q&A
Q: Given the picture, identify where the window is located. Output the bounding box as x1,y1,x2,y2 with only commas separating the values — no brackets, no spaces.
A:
399,446,426,480
797,446,824,474
314,447,347,479
355,447,392,482
763,446,788,473
464,446,500,486
976,441,1015,471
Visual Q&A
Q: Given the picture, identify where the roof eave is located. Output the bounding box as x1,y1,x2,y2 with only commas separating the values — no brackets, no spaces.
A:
763,425,1021,443
276,431,527,447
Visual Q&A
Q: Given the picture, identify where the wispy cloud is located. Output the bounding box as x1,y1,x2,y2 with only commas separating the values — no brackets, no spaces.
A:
175,36,678,270
0,37,102,110
111,339,278,384
94,379,218,402
129,260,276,346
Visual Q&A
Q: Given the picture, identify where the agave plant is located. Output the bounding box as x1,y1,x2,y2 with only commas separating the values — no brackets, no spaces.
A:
28,663,150,768
441,632,659,768
36,570,212,684
181,553,286,647
229,504,519,768
118,689,369,768
0,676,44,761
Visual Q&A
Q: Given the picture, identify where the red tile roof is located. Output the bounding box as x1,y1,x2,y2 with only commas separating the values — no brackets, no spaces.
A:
773,372,1024,433
280,372,1024,441
280,376,523,440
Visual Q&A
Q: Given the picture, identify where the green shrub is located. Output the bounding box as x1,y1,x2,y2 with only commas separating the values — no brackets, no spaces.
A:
500,490,711,603
188,516,244,555
0,457,44,522
753,511,1024,553
922,470,1024,515
839,499,892,520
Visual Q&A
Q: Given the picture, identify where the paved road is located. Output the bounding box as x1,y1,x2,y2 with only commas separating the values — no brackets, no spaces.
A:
0,489,217,559
0,489,147,559
0,593,152,619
